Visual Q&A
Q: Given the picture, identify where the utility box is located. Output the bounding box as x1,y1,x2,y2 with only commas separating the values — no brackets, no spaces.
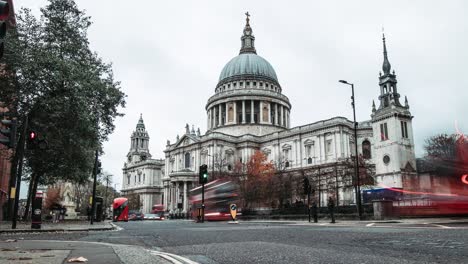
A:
94,196,103,222
31,191,43,229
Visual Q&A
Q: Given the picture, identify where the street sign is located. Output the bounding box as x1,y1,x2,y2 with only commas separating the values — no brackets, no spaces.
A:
230,204,237,221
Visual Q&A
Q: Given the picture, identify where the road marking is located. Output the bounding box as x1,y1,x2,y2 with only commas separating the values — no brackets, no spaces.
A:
150,250,199,264
109,222,123,231
366,223,375,227
432,224,451,229
152,253,184,264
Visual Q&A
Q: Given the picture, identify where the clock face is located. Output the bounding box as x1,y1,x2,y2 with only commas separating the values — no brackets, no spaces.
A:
383,155,390,165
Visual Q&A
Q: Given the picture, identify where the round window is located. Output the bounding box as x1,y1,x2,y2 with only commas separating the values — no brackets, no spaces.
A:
383,155,390,165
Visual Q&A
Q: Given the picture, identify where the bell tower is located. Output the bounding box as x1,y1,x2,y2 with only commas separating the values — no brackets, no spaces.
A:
371,34,416,188
127,114,151,163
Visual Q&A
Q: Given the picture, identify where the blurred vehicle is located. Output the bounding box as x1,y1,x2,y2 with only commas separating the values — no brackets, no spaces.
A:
144,213,165,220
128,210,144,221
151,204,165,214
189,179,240,221
112,197,129,222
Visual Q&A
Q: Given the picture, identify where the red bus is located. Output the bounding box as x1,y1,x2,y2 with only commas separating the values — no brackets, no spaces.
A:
189,180,240,221
113,197,129,222
151,204,164,219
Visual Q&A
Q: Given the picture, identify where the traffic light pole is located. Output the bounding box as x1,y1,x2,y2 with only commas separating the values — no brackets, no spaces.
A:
201,183,205,223
307,187,311,223
12,115,28,229
90,149,99,225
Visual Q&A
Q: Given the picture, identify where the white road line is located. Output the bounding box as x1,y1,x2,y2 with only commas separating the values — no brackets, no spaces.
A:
152,253,184,264
366,223,375,227
432,224,451,229
109,222,123,231
149,250,199,264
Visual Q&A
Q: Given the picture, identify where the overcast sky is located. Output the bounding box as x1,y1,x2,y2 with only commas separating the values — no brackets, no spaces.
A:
16,0,468,192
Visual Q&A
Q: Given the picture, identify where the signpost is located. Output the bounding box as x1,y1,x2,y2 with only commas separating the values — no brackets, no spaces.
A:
229,204,238,224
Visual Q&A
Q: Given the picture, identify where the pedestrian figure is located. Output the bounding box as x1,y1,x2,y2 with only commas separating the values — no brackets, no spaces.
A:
312,200,318,223
327,196,335,223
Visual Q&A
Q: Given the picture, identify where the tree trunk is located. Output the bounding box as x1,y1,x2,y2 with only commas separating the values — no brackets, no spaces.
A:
23,173,37,220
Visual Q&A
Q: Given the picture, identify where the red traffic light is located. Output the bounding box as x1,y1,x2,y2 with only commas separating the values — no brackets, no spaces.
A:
29,131,36,139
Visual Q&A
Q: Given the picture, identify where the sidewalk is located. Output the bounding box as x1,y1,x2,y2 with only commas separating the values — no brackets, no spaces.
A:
0,220,115,234
242,217,468,227
0,239,178,264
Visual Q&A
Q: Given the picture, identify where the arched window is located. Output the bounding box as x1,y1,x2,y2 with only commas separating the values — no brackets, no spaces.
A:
185,152,191,168
307,157,312,164
362,140,371,159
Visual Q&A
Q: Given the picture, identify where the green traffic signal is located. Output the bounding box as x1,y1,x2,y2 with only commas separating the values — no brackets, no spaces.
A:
199,164,208,184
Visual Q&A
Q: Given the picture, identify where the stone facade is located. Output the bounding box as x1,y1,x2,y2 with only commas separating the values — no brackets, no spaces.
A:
161,17,416,215
121,115,165,214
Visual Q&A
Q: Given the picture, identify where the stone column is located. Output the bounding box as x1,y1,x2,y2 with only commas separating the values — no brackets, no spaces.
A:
183,181,187,213
174,182,179,211
242,100,246,124
210,108,213,129
225,102,228,125
233,101,237,124
281,105,284,127
218,104,222,126
275,104,278,125
251,100,254,124
259,101,264,124
268,102,271,124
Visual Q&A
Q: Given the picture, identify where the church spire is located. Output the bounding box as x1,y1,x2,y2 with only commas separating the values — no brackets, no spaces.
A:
137,113,145,130
239,12,257,55
382,33,391,75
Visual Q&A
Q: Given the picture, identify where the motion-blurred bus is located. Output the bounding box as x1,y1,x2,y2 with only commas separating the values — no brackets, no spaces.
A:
151,204,166,219
189,179,240,221
113,197,129,222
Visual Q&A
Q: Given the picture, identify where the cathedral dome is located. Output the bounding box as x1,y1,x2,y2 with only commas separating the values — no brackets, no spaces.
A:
218,53,278,83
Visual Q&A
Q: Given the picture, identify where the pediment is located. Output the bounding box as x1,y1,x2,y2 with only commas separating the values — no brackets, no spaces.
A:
174,134,200,148
304,139,315,146
282,144,292,150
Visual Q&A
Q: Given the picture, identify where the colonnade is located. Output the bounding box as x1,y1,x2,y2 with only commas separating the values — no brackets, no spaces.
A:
163,180,193,215
207,100,290,129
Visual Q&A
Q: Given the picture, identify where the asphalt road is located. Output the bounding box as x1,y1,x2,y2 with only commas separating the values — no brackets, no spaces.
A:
2,220,468,264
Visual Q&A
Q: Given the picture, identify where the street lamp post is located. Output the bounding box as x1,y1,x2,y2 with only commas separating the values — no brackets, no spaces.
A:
339,80,363,220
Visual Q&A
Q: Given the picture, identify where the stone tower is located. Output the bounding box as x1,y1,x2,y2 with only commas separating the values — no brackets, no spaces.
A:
127,114,151,163
371,34,416,188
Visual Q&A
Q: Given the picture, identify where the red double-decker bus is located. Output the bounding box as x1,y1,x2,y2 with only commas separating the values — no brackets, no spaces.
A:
189,179,240,221
113,197,129,222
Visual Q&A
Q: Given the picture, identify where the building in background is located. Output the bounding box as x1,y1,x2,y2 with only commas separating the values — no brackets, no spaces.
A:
121,115,165,214
162,15,416,216
0,0,16,221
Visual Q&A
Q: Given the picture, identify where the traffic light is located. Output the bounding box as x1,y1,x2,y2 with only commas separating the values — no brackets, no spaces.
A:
96,160,102,174
26,130,37,149
0,0,9,59
199,164,208,184
0,113,16,148
26,131,48,150
303,176,310,195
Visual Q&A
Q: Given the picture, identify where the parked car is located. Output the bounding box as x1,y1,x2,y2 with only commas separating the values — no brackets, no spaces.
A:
143,213,165,220
128,211,144,221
